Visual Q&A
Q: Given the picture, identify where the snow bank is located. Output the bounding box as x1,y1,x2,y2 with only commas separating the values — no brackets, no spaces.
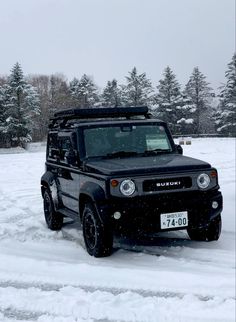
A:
0,142,46,154
0,147,27,154
25,142,46,152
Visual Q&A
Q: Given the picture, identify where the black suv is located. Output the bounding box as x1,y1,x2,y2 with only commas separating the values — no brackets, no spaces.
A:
41,106,223,257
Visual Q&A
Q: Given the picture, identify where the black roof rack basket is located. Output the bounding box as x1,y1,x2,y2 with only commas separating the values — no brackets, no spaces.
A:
53,106,149,120
49,106,151,129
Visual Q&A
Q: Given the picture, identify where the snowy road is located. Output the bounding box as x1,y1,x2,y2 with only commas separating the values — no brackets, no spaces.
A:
0,139,235,322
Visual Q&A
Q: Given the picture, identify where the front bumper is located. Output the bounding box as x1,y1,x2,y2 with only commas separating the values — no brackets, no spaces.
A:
99,189,223,235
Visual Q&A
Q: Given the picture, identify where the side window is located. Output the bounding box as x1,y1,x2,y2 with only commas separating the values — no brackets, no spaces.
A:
48,133,59,160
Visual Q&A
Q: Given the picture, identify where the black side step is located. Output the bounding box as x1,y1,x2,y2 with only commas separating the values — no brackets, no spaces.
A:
58,207,80,222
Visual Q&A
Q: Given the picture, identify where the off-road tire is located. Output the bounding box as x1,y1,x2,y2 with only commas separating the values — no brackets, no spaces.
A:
187,215,222,241
43,189,63,230
82,203,113,257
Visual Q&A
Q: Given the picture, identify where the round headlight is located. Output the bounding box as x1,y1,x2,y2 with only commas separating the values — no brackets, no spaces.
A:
120,179,135,196
197,173,210,189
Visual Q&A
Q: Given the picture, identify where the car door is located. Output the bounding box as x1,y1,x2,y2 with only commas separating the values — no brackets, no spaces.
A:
57,132,80,213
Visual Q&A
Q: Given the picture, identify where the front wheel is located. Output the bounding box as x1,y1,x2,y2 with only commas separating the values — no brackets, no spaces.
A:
82,203,113,257
187,215,222,241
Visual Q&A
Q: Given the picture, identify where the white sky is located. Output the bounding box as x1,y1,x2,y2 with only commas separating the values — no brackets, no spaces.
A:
0,0,235,90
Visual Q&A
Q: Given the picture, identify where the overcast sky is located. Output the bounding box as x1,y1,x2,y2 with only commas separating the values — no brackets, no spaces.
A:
0,0,235,90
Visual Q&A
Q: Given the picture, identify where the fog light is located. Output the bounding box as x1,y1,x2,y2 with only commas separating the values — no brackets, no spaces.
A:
212,201,218,209
114,211,121,220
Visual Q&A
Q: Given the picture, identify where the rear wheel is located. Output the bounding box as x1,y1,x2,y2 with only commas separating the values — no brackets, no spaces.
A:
82,203,113,257
43,189,63,230
187,215,222,241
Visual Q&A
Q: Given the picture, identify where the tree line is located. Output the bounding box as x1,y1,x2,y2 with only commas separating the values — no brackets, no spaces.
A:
0,53,235,147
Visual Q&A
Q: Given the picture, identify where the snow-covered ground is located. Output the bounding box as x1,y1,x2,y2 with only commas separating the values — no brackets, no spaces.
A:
0,138,235,322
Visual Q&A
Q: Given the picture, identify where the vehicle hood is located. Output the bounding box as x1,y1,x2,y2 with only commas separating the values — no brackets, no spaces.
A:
84,154,211,176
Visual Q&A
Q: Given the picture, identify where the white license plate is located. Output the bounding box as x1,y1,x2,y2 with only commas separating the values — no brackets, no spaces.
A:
160,211,188,230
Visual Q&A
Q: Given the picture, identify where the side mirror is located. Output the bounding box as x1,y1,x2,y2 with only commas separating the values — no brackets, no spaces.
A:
175,144,183,155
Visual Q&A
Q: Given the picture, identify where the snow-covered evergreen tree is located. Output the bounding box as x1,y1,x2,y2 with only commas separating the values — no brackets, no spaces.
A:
154,66,183,133
0,85,5,120
214,54,236,136
0,85,8,146
175,94,196,134
123,67,154,107
183,67,213,134
69,77,80,107
101,79,122,107
0,63,40,147
69,74,99,108
0,85,7,137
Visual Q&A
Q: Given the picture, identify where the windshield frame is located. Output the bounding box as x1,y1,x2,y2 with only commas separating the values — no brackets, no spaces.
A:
78,121,176,161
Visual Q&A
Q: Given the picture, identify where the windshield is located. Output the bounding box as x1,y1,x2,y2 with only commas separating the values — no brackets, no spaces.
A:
83,124,173,158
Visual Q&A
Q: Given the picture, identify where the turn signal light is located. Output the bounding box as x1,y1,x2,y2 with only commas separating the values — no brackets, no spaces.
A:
111,179,119,187
210,170,217,178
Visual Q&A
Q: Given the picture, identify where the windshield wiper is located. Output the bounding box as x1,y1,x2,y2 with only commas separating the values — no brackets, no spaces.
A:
143,148,171,155
106,151,138,158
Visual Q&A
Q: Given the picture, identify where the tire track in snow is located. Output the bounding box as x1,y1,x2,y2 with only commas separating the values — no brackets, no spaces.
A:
1,308,120,322
0,280,234,302
0,285,235,322
1,308,39,322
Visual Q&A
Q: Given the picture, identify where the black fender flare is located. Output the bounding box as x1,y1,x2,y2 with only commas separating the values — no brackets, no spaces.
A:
79,182,109,224
41,171,60,210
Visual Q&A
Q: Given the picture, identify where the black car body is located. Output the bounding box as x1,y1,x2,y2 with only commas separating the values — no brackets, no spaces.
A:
41,107,223,257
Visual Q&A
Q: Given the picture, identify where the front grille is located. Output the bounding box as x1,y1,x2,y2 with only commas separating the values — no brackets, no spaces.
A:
143,177,192,192
111,191,214,233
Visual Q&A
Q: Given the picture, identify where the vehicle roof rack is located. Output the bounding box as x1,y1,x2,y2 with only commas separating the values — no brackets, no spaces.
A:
54,106,149,119
49,106,152,128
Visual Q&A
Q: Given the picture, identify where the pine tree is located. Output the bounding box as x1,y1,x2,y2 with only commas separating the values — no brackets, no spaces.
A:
123,67,154,107
69,74,99,108
0,86,5,123
0,63,40,147
0,85,8,145
79,74,99,107
214,54,236,136
69,77,80,107
155,66,183,133
175,94,196,135
184,67,213,134
101,79,122,107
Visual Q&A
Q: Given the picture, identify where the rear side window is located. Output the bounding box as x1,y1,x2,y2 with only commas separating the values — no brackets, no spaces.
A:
59,137,73,162
48,132,59,160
